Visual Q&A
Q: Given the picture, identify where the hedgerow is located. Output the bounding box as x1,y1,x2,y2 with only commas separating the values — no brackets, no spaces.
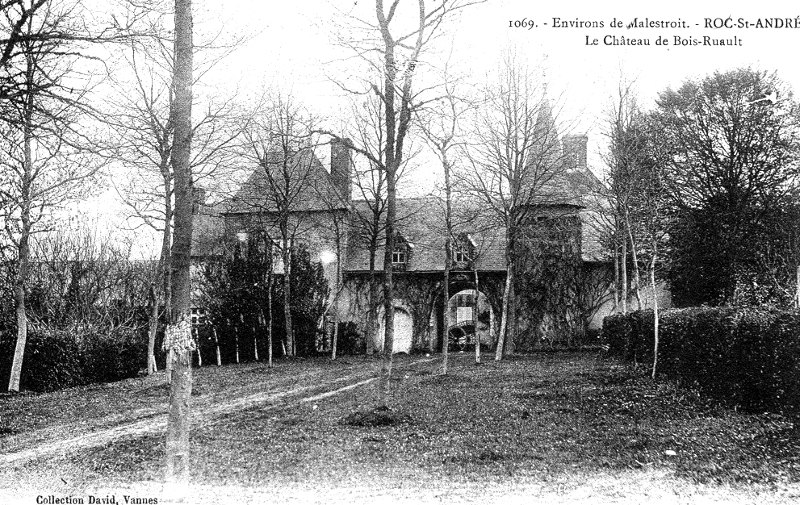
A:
0,326,147,392
602,307,800,417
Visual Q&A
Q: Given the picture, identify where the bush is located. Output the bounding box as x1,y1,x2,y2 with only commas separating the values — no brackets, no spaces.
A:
202,241,330,360
602,307,800,417
20,328,84,392
82,328,146,384
335,322,365,355
0,325,147,393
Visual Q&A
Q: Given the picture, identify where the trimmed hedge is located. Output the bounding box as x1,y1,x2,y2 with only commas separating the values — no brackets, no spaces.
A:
0,326,146,393
602,307,800,417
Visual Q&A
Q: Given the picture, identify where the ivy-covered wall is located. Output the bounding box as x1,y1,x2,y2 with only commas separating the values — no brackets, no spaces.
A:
513,212,585,350
339,271,506,352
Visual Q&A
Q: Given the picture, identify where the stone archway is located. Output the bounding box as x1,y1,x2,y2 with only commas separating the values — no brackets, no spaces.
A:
377,306,414,353
446,289,494,351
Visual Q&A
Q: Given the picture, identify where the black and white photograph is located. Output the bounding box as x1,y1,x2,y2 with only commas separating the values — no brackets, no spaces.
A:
1,0,800,503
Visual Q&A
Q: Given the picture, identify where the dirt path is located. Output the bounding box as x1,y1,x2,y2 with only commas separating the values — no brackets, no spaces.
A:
0,357,436,467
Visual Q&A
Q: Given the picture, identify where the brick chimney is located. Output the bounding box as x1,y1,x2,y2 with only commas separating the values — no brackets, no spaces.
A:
330,137,352,201
562,134,588,170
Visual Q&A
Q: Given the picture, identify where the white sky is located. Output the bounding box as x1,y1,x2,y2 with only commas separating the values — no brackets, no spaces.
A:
77,0,800,257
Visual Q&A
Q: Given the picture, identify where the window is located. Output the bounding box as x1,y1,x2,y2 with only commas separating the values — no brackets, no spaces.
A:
392,248,406,265
190,307,207,327
456,294,474,306
453,234,474,264
454,245,470,263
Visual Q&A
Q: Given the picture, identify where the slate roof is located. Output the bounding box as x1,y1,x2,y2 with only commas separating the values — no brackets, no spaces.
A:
191,203,225,258
537,167,606,208
194,153,608,266
344,166,607,271
344,197,507,272
222,149,348,215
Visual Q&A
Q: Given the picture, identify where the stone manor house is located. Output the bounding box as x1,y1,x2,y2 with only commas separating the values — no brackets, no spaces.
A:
191,129,614,354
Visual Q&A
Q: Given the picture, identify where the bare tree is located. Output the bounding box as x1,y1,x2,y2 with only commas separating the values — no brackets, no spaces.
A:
108,24,245,373
600,77,648,314
27,226,154,333
312,140,352,361
236,96,321,357
416,71,474,373
461,55,570,360
344,95,388,355
329,0,480,401
0,0,111,392
164,0,193,493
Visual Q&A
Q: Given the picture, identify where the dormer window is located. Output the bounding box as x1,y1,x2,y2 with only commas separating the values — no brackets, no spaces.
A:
391,233,412,269
392,249,406,265
453,233,476,266
454,244,471,263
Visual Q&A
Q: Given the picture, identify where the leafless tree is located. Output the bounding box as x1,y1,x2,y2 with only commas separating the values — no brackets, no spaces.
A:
328,0,481,401
460,54,570,360
599,76,648,314
416,70,475,373
236,95,321,357
164,0,193,493
0,0,115,392
107,13,246,373
27,226,154,333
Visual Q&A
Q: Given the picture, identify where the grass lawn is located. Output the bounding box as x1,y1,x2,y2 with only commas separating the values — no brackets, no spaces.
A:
1,352,799,504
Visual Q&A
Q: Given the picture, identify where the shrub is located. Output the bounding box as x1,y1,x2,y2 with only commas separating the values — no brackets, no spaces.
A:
602,307,800,417
335,322,365,355
82,328,146,384
0,325,146,393
20,328,84,392
202,241,330,360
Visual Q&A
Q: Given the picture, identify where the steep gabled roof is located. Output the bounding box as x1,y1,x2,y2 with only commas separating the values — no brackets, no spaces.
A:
191,202,225,258
222,149,348,215
537,166,607,208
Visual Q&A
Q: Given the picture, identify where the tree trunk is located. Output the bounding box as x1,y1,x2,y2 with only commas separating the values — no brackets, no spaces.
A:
442,251,450,373
7,55,34,394
495,263,514,361
252,322,259,362
212,326,221,366
381,166,397,404
147,284,159,374
474,268,481,365
234,316,240,364
165,0,194,493
650,257,660,379
267,264,274,368
442,157,452,374
8,214,30,393
367,244,378,355
796,265,800,308
282,244,293,356
625,210,642,310
612,230,620,313
621,226,628,314
331,235,342,360
331,311,339,360
191,326,200,367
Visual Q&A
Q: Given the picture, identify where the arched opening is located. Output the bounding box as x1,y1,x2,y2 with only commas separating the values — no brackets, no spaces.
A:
377,307,414,354
446,289,494,351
